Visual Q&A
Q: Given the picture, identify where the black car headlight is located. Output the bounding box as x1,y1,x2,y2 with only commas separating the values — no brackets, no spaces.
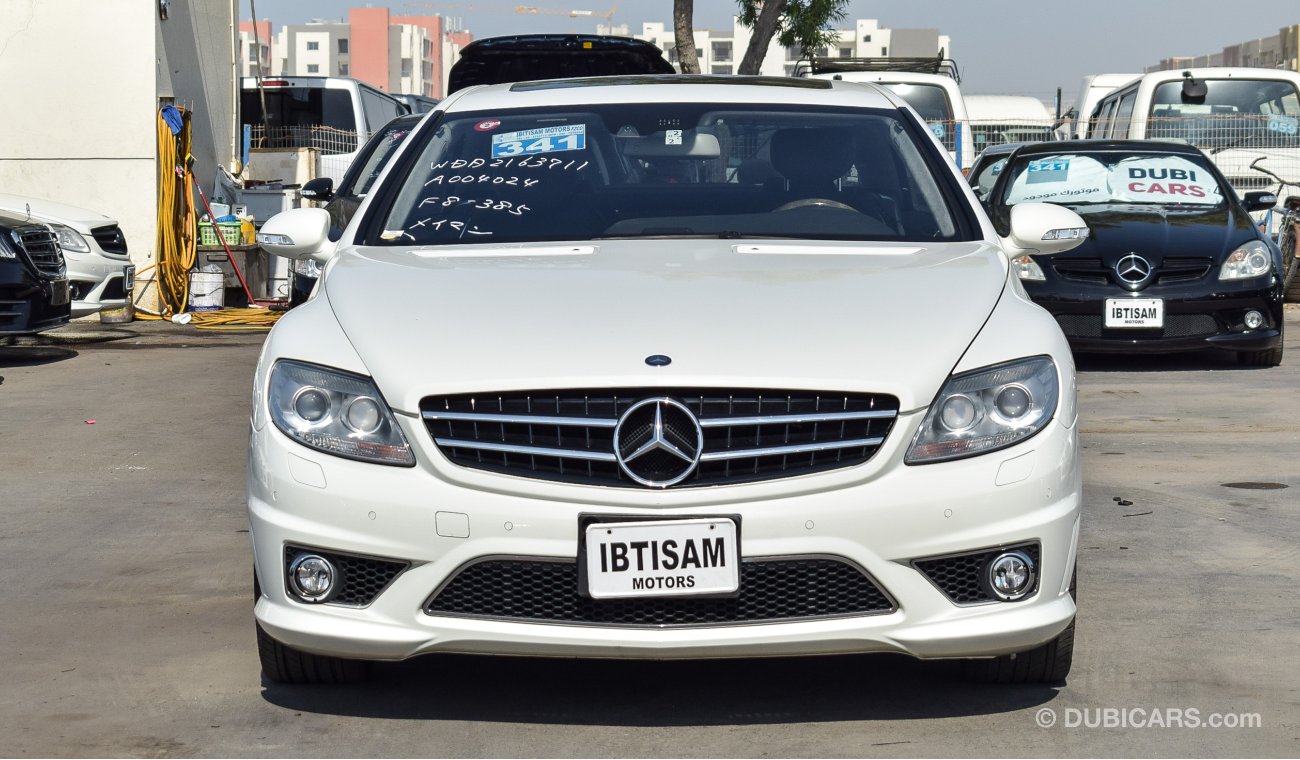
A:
906,356,1059,465
1218,241,1272,281
268,360,415,466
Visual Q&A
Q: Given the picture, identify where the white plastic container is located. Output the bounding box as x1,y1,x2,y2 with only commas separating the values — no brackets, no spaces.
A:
189,271,225,311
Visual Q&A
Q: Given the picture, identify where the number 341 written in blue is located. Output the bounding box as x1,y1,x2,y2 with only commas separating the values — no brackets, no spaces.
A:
491,125,587,158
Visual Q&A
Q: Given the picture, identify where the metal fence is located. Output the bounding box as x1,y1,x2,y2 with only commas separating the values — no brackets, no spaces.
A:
247,124,358,155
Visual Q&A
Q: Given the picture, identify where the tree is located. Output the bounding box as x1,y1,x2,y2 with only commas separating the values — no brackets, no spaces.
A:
736,0,850,75
673,0,700,74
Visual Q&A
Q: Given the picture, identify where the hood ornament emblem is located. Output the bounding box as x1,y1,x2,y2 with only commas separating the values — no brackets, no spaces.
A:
644,354,672,367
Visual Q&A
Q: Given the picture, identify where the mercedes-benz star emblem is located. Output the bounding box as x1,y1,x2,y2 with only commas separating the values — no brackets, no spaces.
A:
1115,254,1153,286
613,397,704,488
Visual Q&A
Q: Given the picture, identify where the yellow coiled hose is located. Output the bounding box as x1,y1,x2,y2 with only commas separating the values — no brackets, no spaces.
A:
135,107,281,330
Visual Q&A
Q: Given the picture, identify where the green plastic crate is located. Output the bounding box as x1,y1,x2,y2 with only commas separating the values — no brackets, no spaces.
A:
198,220,241,247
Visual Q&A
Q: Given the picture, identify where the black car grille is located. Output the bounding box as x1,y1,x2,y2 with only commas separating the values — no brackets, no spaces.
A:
1055,313,1219,339
1053,258,1109,284
1053,256,1213,286
283,546,408,607
425,556,895,626
12,227,63,278
914,542,1041,605
90,225,128,255
421,389,899,488
1154,257,1213,284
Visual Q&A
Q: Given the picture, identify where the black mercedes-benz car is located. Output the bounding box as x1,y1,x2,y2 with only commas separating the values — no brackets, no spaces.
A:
984,140,1285,365
0,209,70,335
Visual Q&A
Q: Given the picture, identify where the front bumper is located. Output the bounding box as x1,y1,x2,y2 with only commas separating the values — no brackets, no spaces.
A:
0,265,70,335
1028,278,1284,354
248,407,1081,663
64,250,133,318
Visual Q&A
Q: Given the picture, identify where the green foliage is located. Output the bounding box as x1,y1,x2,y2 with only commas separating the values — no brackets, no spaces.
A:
737,0,849,56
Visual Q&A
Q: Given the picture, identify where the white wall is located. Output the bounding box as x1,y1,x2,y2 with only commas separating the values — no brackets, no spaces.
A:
0,0,157,269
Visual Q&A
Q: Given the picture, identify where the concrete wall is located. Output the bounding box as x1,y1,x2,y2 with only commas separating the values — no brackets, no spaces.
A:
157,0,238,210
0,0,158,269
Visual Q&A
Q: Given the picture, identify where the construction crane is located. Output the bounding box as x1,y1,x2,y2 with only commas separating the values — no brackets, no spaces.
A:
402,3,619,31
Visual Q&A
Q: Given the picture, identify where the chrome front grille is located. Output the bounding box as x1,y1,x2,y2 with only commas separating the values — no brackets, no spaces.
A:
421,389,899,488
13,226,63,278
90,225,128,255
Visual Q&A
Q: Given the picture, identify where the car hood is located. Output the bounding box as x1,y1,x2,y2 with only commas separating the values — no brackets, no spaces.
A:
0,193,115,231
323,239,1008,414
1056,204,1253,265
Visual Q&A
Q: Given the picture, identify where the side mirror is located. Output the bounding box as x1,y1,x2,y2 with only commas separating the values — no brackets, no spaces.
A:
301,177,335,203
1002,202,1090,257
1242,191,1278,213
257,207,333,261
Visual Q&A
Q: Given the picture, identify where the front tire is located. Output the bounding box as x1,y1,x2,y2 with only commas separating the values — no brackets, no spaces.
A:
256,622,371,684
963,566,1076,684
1237,321,1284,367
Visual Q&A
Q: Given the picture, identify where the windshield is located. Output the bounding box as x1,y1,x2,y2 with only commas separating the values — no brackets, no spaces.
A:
972,124,1055,150
340,120,416,198
998,152,1226,209
241,88,358,153
877,83,956,151
1147,78,1300,149
370,103,965,245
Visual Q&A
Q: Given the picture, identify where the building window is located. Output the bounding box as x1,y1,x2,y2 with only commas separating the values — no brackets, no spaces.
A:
862,34,871,42
338,38,349,54
711,64,731,75
712,41,732,62
839,47,852,57
881,47,888,56
306,41,319,51
401,57,413,77
306,63,319,73
338,63,349,76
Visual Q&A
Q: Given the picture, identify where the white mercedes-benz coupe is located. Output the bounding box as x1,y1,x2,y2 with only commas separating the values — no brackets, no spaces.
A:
251,75,1088,685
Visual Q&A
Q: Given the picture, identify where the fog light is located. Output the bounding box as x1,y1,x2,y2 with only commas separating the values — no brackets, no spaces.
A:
288,554,337,602
1244,310,1264,330
987,550,1036,601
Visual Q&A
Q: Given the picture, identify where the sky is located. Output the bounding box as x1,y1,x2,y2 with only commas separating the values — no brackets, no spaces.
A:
245,0,1300,102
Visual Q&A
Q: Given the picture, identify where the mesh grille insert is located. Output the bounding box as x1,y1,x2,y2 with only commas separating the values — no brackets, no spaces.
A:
913,542,1041,604
283,546,408,607
425,556,895,626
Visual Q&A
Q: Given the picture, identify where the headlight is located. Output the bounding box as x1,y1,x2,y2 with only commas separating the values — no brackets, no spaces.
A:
293,258,321,278
50,224,91,253
906,356,1058,465
1218,241,1272,280
1010,254,1046,281
268,360,414,466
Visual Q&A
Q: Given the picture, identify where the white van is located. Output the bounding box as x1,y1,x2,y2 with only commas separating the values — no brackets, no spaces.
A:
965,95,1055,150
240,76,407,182
1070,73,1140,138
803,59,975,171
1084,68,1300,215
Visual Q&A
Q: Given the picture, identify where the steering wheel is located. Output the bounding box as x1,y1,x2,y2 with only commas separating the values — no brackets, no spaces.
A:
774,198,857,212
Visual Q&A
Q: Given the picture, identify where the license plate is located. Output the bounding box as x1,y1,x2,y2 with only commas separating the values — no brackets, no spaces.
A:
1105,298,1164,328
583,518,740,600
123,264,135,292
48,278,70,306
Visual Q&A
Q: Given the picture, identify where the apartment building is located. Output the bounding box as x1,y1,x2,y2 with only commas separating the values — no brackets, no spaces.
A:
242,9,469,99
635,18,952,77
1147,24,1300,73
